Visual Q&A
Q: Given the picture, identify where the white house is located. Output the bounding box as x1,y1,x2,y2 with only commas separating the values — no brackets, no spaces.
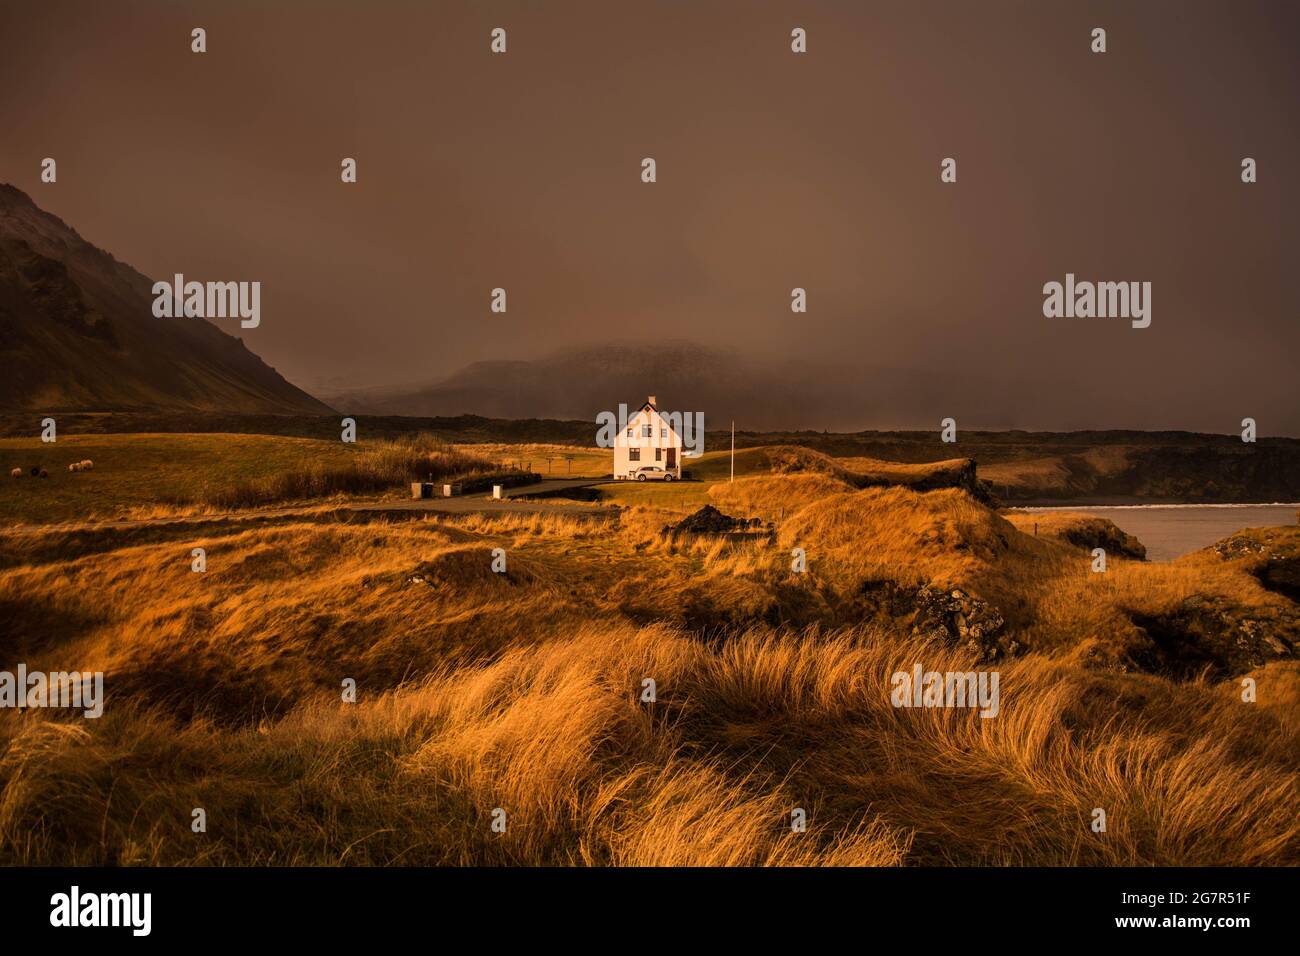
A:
614,396,683,480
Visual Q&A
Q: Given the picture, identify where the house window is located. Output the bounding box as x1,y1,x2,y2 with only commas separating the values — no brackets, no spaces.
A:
642,425,652,437
629,448,640,462
660,428,667,439
655,448,662,462
626,428,633,439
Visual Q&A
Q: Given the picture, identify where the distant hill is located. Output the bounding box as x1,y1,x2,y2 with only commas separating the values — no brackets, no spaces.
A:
321,341,1014,431
0,184,331,414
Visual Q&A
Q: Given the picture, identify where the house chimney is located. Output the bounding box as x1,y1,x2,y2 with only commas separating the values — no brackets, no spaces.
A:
648,395,656,407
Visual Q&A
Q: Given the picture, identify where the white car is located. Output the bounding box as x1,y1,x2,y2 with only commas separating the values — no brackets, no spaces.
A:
634,465,674,482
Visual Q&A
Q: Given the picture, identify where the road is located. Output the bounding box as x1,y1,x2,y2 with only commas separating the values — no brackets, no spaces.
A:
0,478,619,536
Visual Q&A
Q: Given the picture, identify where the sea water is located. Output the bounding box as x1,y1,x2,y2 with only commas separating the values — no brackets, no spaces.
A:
1015,504,1300,561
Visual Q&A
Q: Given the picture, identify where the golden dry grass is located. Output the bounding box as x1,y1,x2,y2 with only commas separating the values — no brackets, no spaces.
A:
0,620,1294,865
1,451,1297,866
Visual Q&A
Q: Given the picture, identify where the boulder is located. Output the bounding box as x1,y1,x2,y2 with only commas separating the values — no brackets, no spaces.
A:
855,579,1010,661
666,505,766,535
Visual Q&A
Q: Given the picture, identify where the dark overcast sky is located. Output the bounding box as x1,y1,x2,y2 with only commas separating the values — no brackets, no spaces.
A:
1,0,1297,432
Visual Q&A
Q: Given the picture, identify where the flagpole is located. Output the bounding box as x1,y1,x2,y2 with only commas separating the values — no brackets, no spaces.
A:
730,420,734,483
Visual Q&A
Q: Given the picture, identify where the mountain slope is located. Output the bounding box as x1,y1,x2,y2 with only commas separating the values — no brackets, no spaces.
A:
0,184,330,414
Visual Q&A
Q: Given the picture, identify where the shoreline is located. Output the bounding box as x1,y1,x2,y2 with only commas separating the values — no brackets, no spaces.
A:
1008,500,1300,510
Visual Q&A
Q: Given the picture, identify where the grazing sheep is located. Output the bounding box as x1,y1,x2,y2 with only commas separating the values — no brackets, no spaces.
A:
8,468,20,479
38,469,48,479
81,459,94,471
28,466,39,477
68,462,81,473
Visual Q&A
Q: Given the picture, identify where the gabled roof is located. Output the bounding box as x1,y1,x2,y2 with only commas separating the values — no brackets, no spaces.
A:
619,400,682,443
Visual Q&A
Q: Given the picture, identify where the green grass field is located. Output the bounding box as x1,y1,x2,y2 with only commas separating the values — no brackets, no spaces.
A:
686,447,771,480
593,449,769,511
473,443,612,478
470,445,772,485
0,433,357,525
0,430,1127,528
0,434,753,525
595,480,715,510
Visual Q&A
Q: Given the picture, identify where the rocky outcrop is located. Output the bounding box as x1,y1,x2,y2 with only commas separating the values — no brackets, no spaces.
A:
1075,528,1300,680
1129,596,1298,680
1213,530,1300,604
1259,559,1300,604
665,505,767,535
1055,516,1147,560
854,580,1012,661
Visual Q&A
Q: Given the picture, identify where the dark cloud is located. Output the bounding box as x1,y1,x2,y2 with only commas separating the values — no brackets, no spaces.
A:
1,0,1296,431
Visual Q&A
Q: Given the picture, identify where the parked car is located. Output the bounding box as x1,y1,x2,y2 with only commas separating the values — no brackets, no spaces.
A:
634,465,674,482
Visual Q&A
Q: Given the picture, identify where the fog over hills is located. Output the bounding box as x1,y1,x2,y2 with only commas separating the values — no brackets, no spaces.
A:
320,341,1061,432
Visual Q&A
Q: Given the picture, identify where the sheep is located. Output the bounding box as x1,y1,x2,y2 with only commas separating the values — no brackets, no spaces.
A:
38,469,48,479
8,468,20,479
68,462,81,473
80,459,94,471
28,466,39,477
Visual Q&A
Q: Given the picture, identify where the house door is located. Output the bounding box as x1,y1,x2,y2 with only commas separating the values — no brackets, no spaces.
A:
666,448,677,469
